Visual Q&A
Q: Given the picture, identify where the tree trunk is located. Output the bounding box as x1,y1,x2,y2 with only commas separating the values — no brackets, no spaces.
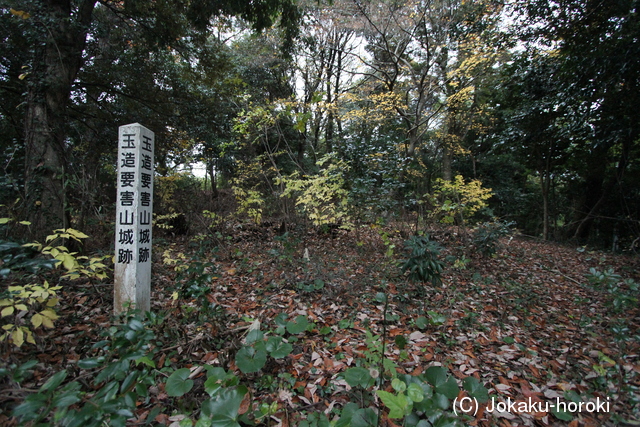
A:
23,0,97,238
208,162,218,199
540,172,550,241
442,145,453,182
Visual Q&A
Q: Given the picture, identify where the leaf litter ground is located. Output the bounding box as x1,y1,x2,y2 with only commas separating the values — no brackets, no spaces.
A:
2,225,639,426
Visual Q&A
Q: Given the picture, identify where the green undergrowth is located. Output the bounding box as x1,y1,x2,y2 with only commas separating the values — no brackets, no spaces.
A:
2,307,490,427
1,223,638,425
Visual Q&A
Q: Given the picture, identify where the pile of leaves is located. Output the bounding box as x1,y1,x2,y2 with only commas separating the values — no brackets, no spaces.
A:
1,223,639,426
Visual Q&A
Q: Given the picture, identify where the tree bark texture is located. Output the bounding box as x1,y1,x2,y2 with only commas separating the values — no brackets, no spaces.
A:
23,0,97,238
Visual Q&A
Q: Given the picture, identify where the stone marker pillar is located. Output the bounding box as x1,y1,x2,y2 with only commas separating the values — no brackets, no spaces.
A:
114,123,154,314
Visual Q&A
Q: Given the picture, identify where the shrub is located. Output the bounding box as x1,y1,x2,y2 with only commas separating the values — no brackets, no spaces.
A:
277,155,351,229
0,281,60,347
10,311,158,427
430,175,493,225
400,235,445,286
1,228,108,348
472,221,513,257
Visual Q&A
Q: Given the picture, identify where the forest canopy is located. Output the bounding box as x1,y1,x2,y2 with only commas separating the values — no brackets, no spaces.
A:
0,0,639,248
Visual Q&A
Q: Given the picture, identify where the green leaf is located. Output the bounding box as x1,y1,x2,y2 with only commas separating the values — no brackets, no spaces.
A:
391,378,406,393
350,408,378,427
128,319,144,331
13,393,48,420
120,371,138,394
394,334,408,349
235,345,267,373
433,392,450,410
40,370,68,393
335,402,359,427
425,366,459,399
564,390,582,403
344,367,374,389
286,315,309,335
136,356,155,368
407,383,424,403
551,407,573,422
77,357,102,369
415,316,429,329
204,367,237,397
166,368,194,397
274,312,289,327
431,417,458,427
201,386,248,427
427,310,446,325
52,390,81,409
195,415,212,427
462,376,489,403
374,292,387,303
265,336,293,359
245,328,263,344
376,390,410,419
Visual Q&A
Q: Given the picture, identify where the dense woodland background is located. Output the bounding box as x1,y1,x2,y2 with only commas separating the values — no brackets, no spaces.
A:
0,0,638,247
1,1,640,426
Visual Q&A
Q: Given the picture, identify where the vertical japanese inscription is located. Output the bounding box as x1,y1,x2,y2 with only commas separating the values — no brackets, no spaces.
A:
115,124,154,314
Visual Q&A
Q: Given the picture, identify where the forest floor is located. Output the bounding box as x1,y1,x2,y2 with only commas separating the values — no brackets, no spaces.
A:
1,223,639,427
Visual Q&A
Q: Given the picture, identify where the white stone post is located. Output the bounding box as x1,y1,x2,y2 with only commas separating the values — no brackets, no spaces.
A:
114,123,154,314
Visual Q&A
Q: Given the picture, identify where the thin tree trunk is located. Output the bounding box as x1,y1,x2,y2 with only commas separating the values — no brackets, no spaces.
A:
541,172,550,241
442,144,453,182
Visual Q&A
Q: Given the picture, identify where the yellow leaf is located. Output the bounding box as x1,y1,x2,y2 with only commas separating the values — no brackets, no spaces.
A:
62,254,76,271
41,309,58,320
19,221,31,225
0,218,11,224
10,8,31,19
41,316,54,329
12,328,24,347
26,329,35,344
31,313,43,328
171,292,179,301
9,286,27,296
3,324,14,331
0,299,12,307
67,228,89,239
46,298,59,307
14,304,28,311
1,306,14,317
